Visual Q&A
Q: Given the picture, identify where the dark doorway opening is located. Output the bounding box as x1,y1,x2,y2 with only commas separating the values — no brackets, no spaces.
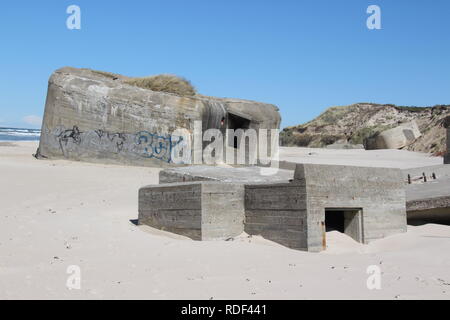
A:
324,208,363,249
325,210,345,232
227,113,251,149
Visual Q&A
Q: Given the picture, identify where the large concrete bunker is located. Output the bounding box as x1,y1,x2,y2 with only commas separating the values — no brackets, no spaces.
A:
138,163,407,252
37,67,281,167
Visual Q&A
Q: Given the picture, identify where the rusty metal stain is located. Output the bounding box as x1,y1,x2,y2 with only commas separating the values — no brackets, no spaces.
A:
321,221,326,250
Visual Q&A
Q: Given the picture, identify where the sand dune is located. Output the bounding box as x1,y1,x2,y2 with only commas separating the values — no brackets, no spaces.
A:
0,142,449,299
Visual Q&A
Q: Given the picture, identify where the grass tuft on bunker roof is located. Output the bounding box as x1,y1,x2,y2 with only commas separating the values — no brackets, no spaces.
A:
87,69,197,97
124,74,196,97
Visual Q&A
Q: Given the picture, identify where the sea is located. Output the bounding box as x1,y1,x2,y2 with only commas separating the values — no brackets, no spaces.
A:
0,127,41,141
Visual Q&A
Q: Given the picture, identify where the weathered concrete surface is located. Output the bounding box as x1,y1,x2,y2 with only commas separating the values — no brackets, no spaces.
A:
325,143,364,150
403,164,450,222
407,208,450,225
159,164,449,227
138,182,245,240
246,164,407,252
158,164,407,252
402,164,450,182
366,121,421,150
245,183,308,250
159,165,293,184
278,146,442,170
406,178,450,224
406,178,450,211
38,67,281,167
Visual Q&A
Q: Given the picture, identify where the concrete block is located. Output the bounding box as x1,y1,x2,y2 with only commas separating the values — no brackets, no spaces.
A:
138,182,245,240
295,163,407,252
244,183,308,250
159,165,293,184
244,164,407,252
325,143,365,150
366,121,421,150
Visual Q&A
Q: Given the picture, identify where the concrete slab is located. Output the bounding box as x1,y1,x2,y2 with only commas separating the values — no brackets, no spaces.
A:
279,146,442,169
138,181,245,241
406,178,450,212
402,164,450,182
159,165,294,184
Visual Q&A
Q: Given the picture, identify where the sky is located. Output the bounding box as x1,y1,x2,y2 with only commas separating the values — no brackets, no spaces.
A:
0,0,449,129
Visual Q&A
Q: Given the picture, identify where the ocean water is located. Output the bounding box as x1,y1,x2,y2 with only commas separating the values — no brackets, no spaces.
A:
0,127,41,141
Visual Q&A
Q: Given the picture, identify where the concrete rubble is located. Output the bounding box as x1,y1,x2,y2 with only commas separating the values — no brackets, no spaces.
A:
366,121,422,150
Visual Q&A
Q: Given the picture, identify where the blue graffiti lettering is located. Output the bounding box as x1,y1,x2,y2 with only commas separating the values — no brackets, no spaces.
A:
135,131,183,163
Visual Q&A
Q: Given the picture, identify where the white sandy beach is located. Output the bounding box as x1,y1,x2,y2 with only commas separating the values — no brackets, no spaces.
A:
0,141,449,300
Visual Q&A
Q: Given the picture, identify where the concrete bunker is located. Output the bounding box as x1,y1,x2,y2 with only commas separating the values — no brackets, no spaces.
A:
365,121,421,150
37,67,281,167
139,163,407,252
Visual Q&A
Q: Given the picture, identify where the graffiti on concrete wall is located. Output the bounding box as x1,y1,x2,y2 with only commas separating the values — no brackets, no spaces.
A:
52,125,183,163
135,131,182,162
93,129,126,152
58,126,82,148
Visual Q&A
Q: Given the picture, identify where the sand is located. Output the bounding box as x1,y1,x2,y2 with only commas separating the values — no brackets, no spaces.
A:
279,146,443,169
0,141,449,300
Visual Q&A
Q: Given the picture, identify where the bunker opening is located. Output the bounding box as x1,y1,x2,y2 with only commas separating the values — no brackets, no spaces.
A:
324,208,364,245
227,113,251,149
407,208,450,226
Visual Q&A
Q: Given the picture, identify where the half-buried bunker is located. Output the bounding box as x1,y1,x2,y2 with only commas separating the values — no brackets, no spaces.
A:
138,163,407,252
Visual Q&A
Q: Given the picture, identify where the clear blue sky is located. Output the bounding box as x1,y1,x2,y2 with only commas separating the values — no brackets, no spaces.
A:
0,0,449,129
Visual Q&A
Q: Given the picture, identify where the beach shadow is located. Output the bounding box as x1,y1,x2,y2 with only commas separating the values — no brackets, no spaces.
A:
408,218,450,226
129,219,139,226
